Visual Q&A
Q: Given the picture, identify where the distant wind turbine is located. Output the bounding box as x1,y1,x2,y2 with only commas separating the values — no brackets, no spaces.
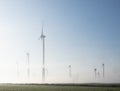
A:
26,52,30,78
68,65,72,77
102,63,104,78
39,24,46,82
94,68,97,79
97,71,100,79
16,61,19,78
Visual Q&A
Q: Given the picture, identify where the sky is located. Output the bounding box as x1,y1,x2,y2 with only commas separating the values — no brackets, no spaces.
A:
0,0,120,83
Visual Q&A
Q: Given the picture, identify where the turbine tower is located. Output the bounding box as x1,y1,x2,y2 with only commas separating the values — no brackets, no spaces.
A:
97,71,100,79
26,52,30,78
16,61,19,79
94,68,97,79
102,63,104,78
68,65,72,77
39,24,46,82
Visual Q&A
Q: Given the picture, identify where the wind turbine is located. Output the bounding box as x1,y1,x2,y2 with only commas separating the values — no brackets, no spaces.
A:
26,52,30,78
94,68,97,79
97,71,100,79
16,61,19,79
39,24,46,82
68,65,72,77
102,63,104,78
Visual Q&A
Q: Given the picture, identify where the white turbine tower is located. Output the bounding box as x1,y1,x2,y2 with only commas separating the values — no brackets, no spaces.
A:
68,65,72,77
16,61,19,80
26,52,30,78
97,71,100,79
94,68,97,79
102,63,104,78
39,24,46,82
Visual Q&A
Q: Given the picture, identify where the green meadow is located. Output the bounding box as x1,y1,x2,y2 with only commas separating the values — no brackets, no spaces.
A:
0,84,120,91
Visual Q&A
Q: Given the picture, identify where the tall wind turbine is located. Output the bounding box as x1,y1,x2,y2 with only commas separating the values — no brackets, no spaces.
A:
68,65,72,77
39,24,46,82
94,68,97,79
26,52,30,78
102,63,104,78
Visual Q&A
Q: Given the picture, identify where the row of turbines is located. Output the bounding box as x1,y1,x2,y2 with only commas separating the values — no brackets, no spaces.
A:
94,63,105,79
16,24,105,83
68,64,105,81
16,24,46,82
17,26,72,82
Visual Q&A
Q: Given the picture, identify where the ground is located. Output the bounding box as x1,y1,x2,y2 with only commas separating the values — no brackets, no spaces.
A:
0,84,120,91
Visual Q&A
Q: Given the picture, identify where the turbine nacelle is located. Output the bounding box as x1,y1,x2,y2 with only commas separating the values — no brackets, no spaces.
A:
102,63,104,66
41,34,46,39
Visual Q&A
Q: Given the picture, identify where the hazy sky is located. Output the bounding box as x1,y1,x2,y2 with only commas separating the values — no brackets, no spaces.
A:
0,0,120,83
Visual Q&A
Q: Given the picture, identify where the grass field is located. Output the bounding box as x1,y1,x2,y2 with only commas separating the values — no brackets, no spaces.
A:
0,84,120,91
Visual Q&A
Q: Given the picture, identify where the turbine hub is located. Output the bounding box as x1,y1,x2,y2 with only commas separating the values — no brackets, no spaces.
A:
41,35,46,38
